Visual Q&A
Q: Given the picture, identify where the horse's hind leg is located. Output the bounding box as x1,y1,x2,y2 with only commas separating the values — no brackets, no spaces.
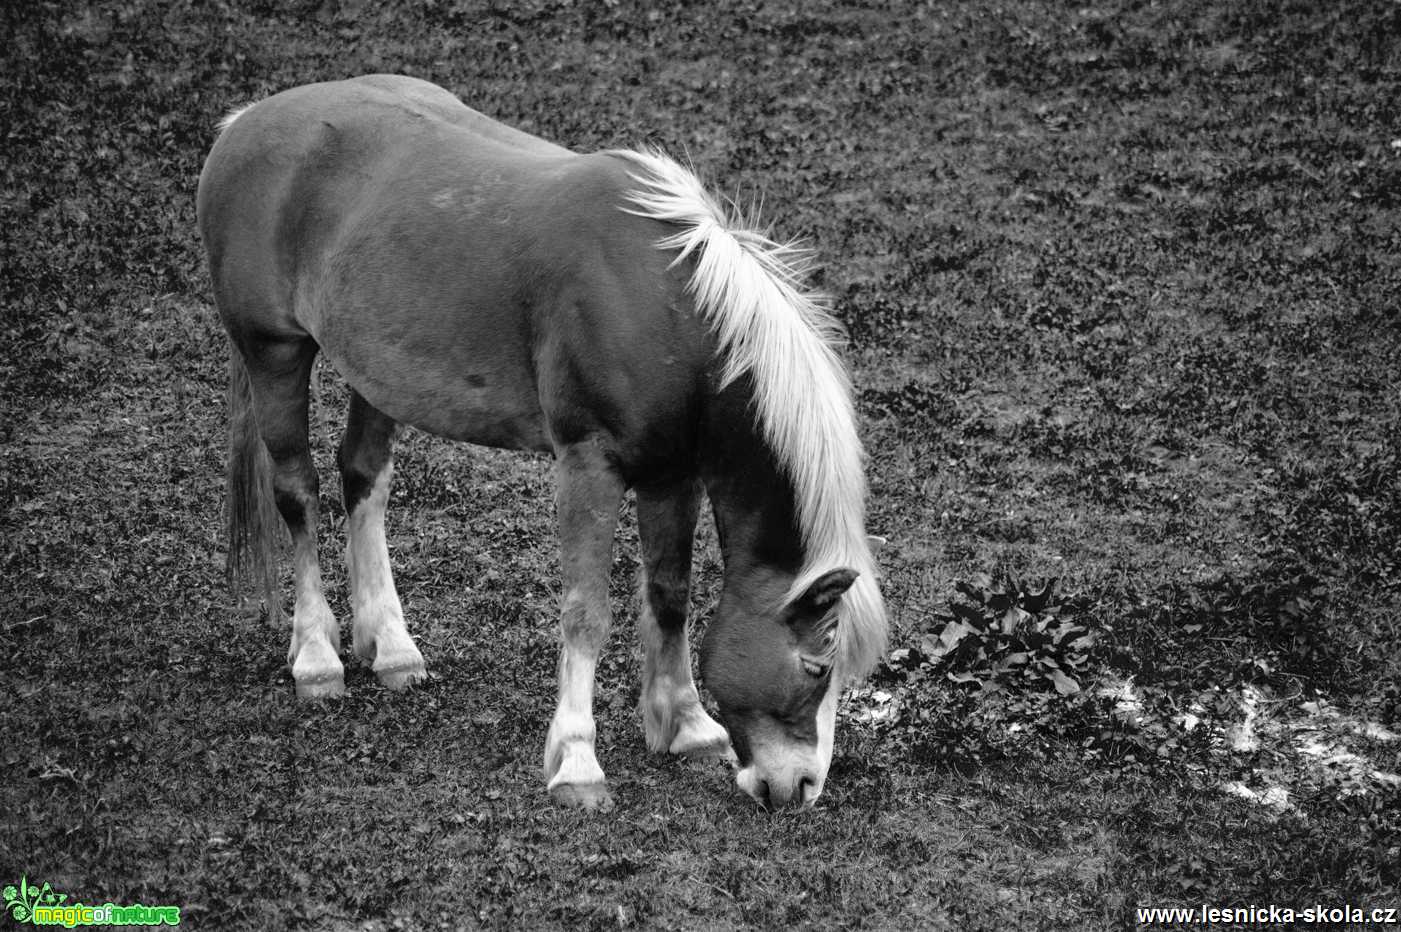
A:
636,480,731,758
246,337,344,698
338,390,426,689
543,441,625,810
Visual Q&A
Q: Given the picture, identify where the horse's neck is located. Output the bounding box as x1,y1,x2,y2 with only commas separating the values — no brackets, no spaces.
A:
699,380,804,590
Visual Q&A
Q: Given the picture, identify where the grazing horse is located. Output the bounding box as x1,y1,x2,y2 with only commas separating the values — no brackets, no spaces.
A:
197,75,886,809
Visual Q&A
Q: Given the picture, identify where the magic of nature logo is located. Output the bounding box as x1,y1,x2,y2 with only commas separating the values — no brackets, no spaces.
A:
3,876,180,927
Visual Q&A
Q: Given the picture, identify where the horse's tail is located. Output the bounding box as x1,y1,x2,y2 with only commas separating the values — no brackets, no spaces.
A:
225,348,283,622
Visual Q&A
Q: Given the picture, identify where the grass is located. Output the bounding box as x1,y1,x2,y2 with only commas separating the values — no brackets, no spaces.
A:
2,1,1399,928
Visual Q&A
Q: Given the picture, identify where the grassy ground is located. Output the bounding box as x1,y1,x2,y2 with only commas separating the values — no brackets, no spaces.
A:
2,1,1399,928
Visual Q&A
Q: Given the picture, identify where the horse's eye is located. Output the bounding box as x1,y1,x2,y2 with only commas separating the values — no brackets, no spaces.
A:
801,658,828,678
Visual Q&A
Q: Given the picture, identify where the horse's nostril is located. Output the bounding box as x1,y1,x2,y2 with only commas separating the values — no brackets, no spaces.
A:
798,775,817,805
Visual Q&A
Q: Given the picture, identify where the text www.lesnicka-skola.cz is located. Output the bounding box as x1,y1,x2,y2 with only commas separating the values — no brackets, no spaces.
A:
1137,904,1399,926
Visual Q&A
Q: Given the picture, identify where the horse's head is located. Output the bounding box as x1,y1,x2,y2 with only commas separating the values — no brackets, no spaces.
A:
700,567,858,809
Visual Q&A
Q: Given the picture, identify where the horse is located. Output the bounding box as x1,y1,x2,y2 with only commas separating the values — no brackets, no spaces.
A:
196,74,886,810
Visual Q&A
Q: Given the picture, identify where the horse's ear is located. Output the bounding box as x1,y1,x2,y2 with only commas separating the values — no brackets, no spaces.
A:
788,568,858,621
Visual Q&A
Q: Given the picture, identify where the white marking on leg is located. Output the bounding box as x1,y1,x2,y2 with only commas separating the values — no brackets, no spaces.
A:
288,526,344,699
546,650,605,789
545,591,608,793
543,448,622,808
346,463,425,689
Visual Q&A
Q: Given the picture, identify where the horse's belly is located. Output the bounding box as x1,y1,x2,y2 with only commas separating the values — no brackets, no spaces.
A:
385,377,548,450
303,213,554,451
318,320,551,452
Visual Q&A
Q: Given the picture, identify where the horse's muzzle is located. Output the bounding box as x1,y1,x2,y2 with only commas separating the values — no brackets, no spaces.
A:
736,757,824,809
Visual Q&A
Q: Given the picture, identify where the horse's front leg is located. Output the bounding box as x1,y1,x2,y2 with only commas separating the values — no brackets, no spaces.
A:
636,481,731,758
543,440,624,810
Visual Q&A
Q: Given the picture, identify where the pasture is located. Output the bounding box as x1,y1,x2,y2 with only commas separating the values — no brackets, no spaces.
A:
2,1,1398,928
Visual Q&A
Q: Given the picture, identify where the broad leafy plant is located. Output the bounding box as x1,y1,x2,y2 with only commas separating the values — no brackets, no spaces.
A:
894,574,1100,695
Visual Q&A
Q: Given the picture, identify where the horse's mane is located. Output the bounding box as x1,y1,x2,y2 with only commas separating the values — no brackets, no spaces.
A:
611,148,887,680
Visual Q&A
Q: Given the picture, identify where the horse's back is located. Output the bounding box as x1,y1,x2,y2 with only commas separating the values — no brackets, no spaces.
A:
198,77,708,470
197,74,571,308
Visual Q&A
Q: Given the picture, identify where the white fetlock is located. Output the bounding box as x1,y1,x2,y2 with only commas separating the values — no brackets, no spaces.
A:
641,682,731,757
369,630,427,690
668,705,731,758
546,742,613,810
546,744,607,790
640,693,674,754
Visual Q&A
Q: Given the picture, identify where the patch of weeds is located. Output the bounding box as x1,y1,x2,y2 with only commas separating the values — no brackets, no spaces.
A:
894,574,1100,696
868,575,1133,771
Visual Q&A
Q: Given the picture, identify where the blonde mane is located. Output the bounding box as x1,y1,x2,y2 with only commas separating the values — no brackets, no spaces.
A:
613,149,888,679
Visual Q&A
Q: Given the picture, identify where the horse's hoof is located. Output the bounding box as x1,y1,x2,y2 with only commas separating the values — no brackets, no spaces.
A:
550,782,615,811
295,671,346,700
375,662,427,691
293,638,345,699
